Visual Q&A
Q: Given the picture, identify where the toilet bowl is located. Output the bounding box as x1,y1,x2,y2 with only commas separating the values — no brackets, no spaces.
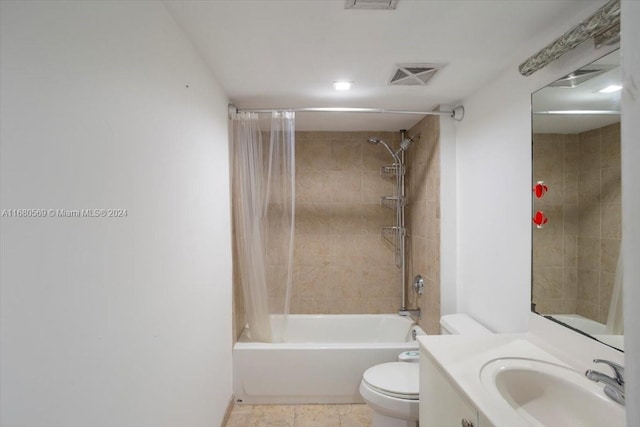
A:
359,362,419,427
359,314,492,427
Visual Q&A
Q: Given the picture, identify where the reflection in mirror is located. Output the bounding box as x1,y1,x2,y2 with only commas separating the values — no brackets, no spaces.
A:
531,50,623,351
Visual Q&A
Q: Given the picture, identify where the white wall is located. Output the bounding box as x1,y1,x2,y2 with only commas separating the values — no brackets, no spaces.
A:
0,2,233,427
453,3,639,424
452,1,617,333
621,1,640,426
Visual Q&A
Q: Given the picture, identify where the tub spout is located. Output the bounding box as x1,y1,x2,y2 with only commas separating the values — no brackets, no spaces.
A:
398,308,421,320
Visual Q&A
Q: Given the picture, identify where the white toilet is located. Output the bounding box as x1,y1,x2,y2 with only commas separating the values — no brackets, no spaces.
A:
359,314,492,427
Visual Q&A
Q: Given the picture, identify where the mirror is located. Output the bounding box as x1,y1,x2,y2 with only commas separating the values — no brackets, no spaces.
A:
531,50,623,351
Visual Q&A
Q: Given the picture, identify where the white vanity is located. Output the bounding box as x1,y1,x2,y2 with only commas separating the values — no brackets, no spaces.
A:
418,314,625,427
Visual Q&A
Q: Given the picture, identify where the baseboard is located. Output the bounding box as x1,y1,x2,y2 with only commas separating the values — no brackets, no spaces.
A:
220,395,235,427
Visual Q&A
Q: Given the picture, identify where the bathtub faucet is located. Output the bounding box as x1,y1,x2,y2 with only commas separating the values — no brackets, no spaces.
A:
398,308,421,320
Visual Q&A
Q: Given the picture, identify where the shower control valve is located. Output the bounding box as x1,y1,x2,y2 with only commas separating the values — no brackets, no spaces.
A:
413,275,424,295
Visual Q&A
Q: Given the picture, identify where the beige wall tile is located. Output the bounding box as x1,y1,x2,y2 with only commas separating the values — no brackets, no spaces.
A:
297,170,332,203
291,297,321,314
410,160,428,202
328,171,362,203
532,124,619,323
577,269,599,303
234,124,440,319
562,298,577,314
362,171,394,203
578,129,601,171
563,267,578,299
331,138,362,171
294,234,331,266
578,203,601,238
601,123,621,169
296,203,331,235
366,297,398,314
329,203,365,235
297,132,332,171
577,237,600,270
410,201,427,238
601,203,622,239
601,166,621,205
362,203,394,235
563,235,577,268
599,272,615,324
564,172,578,205
576,299,599,321
563,204,578,236
295,265,330,297
533,267,563,298
600,238,621,274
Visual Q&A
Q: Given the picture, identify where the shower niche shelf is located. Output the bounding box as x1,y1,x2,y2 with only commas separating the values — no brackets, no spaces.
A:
380,163,405,179
381,196,407,209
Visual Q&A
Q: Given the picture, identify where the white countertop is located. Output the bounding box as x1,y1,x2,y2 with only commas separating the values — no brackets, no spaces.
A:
418,333,555,427
417,328,624,427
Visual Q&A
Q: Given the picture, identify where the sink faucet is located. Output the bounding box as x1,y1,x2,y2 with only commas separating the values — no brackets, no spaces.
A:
585,359,625,405
398,308,421,320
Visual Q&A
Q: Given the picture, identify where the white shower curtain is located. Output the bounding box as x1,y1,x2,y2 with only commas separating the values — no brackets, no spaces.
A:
231,111,295,342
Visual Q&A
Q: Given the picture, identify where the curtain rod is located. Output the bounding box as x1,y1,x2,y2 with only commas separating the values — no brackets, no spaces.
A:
229,105,465,121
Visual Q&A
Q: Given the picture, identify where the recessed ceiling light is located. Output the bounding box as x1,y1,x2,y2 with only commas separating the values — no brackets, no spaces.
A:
333,81,353,91
598,84,622,93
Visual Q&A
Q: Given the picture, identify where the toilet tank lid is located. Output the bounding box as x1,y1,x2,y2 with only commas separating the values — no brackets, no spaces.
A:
440,314,492,335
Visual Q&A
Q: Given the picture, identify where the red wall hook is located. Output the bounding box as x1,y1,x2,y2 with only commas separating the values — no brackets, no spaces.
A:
533,181,548,198
532,211,548,228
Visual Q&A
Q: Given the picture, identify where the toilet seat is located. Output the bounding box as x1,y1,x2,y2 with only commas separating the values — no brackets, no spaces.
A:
362,362,419,400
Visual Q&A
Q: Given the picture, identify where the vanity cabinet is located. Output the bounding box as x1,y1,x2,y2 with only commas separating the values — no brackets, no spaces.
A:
420,352,490,427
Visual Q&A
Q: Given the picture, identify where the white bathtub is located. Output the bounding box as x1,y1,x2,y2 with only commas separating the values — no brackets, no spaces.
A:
233,314,425,404
545,314,606,335
546,314,624,350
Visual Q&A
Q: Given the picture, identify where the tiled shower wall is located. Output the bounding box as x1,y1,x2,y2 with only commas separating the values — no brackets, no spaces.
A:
532,123,621,323
291,131,401,314
405,115,441,335
233,125,443,338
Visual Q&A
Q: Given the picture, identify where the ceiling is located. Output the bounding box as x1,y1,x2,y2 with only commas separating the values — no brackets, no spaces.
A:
533,50,621,134
165,0,607,131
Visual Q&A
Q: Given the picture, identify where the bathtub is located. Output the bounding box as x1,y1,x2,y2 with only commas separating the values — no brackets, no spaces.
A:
545,314,624,350
233,314,425,404
545,314,606,335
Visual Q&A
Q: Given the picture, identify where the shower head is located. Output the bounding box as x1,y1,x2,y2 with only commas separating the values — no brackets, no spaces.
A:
367,137,400,163
399,138,413,151
395,133,420,155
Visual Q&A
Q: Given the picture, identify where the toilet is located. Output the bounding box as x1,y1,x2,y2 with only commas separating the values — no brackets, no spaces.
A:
359,314,492,427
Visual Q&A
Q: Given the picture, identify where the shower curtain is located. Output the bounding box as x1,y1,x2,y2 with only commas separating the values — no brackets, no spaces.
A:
231,111,295,342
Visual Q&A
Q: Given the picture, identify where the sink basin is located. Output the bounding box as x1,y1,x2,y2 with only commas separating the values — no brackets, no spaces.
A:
480,358,625,427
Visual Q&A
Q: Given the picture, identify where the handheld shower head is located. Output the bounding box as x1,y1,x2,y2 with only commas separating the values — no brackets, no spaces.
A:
367,137,399,163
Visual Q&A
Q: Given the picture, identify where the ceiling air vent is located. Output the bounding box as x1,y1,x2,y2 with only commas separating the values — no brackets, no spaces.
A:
389,64,444,86
345,0,398,10
549,65,615,88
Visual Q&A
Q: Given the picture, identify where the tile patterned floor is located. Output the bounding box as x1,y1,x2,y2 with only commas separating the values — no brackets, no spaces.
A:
224,404,372,427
